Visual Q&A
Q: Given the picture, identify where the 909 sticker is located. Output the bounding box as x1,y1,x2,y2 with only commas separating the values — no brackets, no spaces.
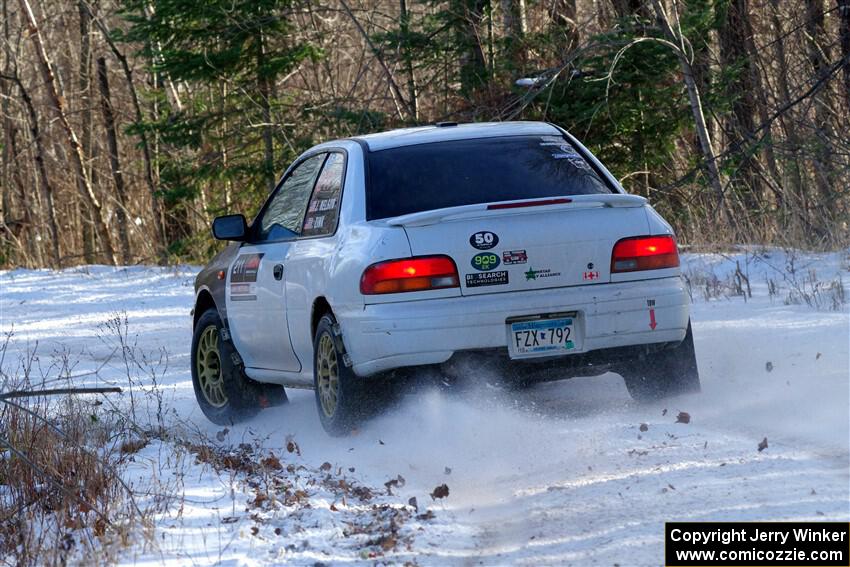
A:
471,252,500,271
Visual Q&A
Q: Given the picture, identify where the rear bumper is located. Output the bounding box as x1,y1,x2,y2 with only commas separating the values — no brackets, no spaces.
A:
340,276,689,376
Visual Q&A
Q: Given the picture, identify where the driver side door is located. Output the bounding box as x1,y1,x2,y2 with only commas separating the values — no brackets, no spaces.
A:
226,153,326,373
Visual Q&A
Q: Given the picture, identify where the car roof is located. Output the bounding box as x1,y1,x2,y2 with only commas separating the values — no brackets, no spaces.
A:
351,121,562,152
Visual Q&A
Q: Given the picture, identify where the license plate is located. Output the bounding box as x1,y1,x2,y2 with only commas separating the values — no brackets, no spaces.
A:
508,317,578,358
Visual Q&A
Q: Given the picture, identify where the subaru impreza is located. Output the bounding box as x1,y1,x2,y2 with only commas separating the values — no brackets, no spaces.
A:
191,121,700,435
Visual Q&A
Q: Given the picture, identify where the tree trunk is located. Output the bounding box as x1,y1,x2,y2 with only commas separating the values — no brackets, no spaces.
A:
549,0,579,51
1,0,19,263
718,0,762,212
743,28,782,212
454,0,489,97
18,0,118,265
500,0,527,70
611,0,650,20
768,0,806,218
804,0,836,226
686,0,711,177
77,0,97,264
96,57,131,263
256,31,275,193
5,125,38,265
85,3,166,261
6,73,61,266
339,0,415,119
399,0,419,121
837,0,850,113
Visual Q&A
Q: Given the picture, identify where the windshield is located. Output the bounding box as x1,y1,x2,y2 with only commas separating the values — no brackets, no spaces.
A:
366,135,613,220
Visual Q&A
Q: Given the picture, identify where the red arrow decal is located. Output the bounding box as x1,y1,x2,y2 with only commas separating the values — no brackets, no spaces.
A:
649,308,657,330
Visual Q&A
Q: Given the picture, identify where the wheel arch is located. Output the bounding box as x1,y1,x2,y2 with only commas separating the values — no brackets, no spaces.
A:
194,288,218,329
311,296,334,338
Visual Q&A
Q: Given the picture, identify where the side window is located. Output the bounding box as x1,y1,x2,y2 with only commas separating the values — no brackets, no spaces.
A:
301,152,345,237
256,153,326,241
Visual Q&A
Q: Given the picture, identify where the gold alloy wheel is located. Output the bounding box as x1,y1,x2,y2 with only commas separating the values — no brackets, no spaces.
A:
197,325,227,408
317,333,339,417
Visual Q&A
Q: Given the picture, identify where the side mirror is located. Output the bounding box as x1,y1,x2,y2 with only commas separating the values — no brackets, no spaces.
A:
212,214,248,241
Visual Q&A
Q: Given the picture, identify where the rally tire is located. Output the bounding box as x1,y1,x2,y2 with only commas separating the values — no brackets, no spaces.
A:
313,314,366,436
191,308,286,425
621,321,701,401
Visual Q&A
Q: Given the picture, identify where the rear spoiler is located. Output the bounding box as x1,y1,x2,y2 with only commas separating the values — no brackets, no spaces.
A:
385,194,647,227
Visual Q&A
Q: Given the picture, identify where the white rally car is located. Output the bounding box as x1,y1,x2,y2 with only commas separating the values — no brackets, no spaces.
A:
191,121,700,434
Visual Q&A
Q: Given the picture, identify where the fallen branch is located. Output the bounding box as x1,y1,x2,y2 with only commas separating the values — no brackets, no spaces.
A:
0,386,122,400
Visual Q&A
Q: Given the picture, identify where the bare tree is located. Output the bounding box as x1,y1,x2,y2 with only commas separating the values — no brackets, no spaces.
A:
767,0,807,217
718,0,762,210
1,71,60,266
78,0,97,264
649,0,726,220
96,57,131,263
399,0,419,121
837,0,850,113
549,0,579,51
804,0,837,223
18,0,118,264
501,0,527,69
84,1,166,260
0,0,847,267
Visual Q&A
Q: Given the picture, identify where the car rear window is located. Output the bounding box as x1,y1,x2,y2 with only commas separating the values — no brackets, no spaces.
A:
366,135,613,220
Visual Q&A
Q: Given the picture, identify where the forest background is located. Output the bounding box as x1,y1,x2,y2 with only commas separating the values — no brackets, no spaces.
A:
1,0,848,267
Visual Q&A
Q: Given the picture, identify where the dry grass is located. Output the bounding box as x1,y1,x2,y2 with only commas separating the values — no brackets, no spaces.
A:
682,247,847,311
0,396,150,565
0,324,156,566
0,308,430,565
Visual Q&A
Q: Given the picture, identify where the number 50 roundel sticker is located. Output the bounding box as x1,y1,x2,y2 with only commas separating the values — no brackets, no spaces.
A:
470,231,499,250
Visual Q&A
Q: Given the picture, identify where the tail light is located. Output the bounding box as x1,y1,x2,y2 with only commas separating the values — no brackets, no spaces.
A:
360,255,460,295
611,235,679,273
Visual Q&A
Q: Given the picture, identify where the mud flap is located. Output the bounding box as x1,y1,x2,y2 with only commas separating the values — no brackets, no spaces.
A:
332,323,353,368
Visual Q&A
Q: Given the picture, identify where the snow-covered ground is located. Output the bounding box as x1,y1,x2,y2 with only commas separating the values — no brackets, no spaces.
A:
1,249,848,566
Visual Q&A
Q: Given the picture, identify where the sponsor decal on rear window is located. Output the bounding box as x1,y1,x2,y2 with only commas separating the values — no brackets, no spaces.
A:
539,139,594,171
308,197,337,213
465,271,508,287
470,231,499,250
554,155,594,172
302,153,344,237
471,252,500,271
303,215,325,230
502,250,527,265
